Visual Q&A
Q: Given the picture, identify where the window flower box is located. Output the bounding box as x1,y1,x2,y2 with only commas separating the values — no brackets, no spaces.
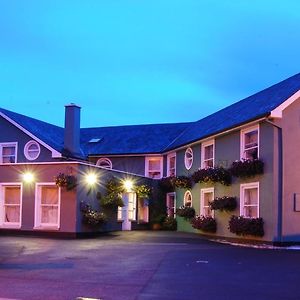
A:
191,215,217,233
228,215,264,237
176,205,196,220
230,159,264,178
209,196,237,212
192,167,231,186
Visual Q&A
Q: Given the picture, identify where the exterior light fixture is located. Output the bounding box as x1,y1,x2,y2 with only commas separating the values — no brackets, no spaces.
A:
85,173,98,185
22,172,34,183
123,179,133,192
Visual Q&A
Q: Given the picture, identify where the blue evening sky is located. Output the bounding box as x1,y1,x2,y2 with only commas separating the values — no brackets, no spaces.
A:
0,0,299,128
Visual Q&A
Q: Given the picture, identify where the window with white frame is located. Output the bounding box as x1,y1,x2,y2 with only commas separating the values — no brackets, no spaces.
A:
35,184,60,228
201,140,214,168
96,158,112,169
167,153,176,177
166,192,176,217
240,182,259,218
184,190,192,207
241,125,259,160
184,147,193,170
24,140,40,161
0,184,22,227
145,157,163,179
128,193,137,221
0,143,17,164
200,188,214,217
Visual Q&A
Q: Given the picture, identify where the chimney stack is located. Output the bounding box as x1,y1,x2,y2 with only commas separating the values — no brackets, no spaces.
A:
64,103,81,156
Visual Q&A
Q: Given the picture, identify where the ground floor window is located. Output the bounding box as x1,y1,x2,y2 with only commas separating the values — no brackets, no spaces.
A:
118,192,137,221
0,183,22,227
35,183,60,229
166,192,176,217
240,182,259,218
200,188,214,217
183,190,192,207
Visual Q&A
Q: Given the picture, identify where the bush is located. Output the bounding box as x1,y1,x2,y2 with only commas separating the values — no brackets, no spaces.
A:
80,203,107,227
230,159,264,178
228,215,264,237
162,216,177,231
99,192,124,208
191,215,217,233
192,167,231,186
210,196,237,212
135,184,152,199
176,205,196,220
158,177,175,193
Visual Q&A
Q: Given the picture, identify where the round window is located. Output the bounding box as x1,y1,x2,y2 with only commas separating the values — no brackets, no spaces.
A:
24,140,41,161
184,147,193,170
184,190,192,206
96,158,112,169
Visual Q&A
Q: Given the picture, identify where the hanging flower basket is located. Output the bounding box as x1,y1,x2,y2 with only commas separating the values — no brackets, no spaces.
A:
190,215,217,233
230,159,264,178
228,215,264,237
209,196,237,212
192,167,231,186
54,173,77,191
176,205,196,220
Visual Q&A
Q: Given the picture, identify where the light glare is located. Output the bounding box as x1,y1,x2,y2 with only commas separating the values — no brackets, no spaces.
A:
85,173,97,185
23,172,34,183
123,180,133,192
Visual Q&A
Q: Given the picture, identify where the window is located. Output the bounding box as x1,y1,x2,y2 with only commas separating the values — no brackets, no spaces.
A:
240,182,259,218
24,140,40,161
0,143,17,164
0,183,22,227
201,140,214,168
184,147,193,170
166,192,176,217
128,193,137,221
96,158,112,169
145,157,163,179
167,153,176,177
35,184,60,229
184,190,192,207
241,125,259,160
200,188,214,217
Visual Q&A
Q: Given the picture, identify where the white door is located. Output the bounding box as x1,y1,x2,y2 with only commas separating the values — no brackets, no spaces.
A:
120,192,136,231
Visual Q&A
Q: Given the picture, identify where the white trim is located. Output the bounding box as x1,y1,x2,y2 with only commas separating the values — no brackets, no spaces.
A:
96,157,112,169
200,187,214,217
240,182,260,218
183,190,192,206
0,142,18,164
0,182,23,228
201,139,215,169
34,182,61,230
240,124,259,160
184,147,193,170
166,192,176,217
0,112,62,158
270,90,300,118
145,156,163,179
167,152,176,177
24,140,41,161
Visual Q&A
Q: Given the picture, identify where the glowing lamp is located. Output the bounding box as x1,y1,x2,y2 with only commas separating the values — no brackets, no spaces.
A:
123,179,133,192
85,173,98,185
22,172,34,183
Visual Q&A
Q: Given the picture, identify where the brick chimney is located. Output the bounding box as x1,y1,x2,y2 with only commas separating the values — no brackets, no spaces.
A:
64,103,81,156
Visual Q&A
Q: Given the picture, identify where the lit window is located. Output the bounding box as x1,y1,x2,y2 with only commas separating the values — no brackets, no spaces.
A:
184,190,192,207
0,184,22,227
166,192,176,217
128,193,137,221
24,140,40,161
240,182,259,218
0,143,17,164
201,140,214,168
241,125,259,160
167,153,176,177
200,188,214,217
184,147,193,170
96,158,112,169
145,157,163,179
35,184,60,228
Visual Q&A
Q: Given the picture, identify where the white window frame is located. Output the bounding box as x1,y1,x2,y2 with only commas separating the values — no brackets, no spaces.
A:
184,147,193,170
0,183,23,228
240,125,259,160
240,182,260,218
183,190,193,207
24,140,41,161
200,187,214,217
145,156,163,179
96,157,112,169
166,192,176,217
201,139,215,169
34,183,61,230
167,153,176,177
0,142,18,164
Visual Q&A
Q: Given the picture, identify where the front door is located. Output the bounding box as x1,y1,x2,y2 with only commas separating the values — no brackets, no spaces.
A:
120,192,136,231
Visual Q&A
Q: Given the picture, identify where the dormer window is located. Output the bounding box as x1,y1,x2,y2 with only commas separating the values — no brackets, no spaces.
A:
24,140,40,161
241,125,259,160
0,143,17,164
96,158,112,169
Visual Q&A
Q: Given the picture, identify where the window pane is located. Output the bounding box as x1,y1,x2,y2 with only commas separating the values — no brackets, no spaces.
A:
5,206,20,223
204,145,213,160
244,188,258,205
41,206,58,224
2,146,15,155
245,130,258,149
5,187,20,204
244,206,258,218
204,192,213,206
149,159,160,170
169,157,175,169
41,187,58,205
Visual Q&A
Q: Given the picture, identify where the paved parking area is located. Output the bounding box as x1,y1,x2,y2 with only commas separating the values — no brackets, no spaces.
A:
0,231,300,300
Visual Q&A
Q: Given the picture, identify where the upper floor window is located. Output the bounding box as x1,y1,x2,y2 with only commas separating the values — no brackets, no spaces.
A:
184,147,193,170
145,157,163,179
183,190,192,207
240,182,259,218
167,153,176,177
200,188,214,217
201,140,214,168
0,142,17,164
241,125,259,160
96,158,112,169
24,140,40,161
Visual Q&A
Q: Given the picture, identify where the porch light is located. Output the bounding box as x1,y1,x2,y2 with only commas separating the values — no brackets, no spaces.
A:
85,173,98,185
123,179,133,192
22,172,34,183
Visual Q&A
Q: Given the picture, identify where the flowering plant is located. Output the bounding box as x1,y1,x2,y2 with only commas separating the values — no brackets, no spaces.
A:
134,184,152,199
230,159,264,178
173,176,193,189
209,196,237,212
80,203,107,227
54,173,77,191
162,216,177,231
228,215,264,237
192,167,231,186
190,215,217,233
98,191,124,208
176,205,196,220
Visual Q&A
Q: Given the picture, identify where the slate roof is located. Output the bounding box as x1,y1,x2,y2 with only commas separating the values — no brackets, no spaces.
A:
1,73,300,156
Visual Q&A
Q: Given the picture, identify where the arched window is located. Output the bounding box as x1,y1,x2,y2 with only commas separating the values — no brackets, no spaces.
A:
96,158,112,169
184,190,192,207
184,147,193,170
24,140,40,161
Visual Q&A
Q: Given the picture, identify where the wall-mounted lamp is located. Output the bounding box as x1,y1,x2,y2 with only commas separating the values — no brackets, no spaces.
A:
22,172,34,183
123,179,133,192
85,173,98,186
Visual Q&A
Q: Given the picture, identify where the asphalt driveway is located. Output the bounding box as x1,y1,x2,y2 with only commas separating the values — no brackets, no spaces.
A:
0,231,299,300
